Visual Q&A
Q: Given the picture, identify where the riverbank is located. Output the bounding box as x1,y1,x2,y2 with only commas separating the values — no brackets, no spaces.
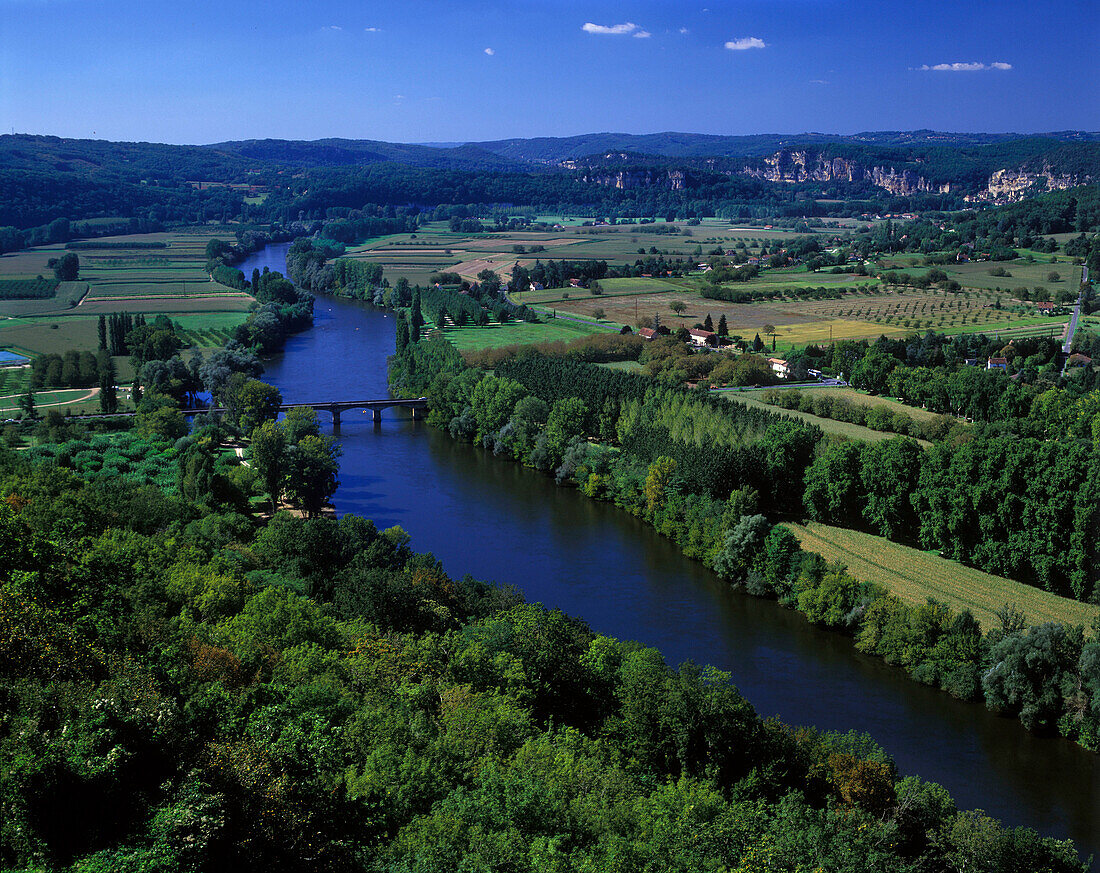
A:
249,250,1099,866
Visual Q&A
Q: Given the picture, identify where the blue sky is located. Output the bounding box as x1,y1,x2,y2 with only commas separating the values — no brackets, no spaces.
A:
1,0,1097,144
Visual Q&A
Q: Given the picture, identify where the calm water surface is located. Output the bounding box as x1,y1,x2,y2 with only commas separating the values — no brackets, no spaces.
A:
247,245,1099,865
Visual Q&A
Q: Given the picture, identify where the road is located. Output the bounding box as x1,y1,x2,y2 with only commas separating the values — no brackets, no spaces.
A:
1060,265,1089,376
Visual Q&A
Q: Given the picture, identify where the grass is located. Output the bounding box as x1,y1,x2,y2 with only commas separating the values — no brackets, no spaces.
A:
786,386,947,424
442,318,607,351
597,360,646,373
784,521,1099,633
721,391,926,445
0,387,108,416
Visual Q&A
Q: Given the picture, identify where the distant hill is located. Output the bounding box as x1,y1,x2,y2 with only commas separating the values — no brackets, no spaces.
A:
1,130,1097,232
470,130,1100,163
205,138,531,172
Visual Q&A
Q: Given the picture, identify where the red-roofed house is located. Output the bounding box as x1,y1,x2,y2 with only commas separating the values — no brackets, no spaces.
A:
987,357,1008,371
769,358,790,378
688,328,717,347
639,328,658,340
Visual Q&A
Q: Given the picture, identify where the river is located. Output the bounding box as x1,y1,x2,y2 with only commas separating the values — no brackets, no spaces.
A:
242,244,1099,865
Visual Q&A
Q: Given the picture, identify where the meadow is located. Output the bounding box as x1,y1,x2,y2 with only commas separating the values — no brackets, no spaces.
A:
776,385,947,423
441,316,609,352
0,387,106,416
721,391,928,445
784,521,1099,632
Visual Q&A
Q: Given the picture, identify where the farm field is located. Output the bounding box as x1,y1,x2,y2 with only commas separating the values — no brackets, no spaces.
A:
721,391,928,445
0,230,253,361
442,317,608,352
768,386,948,424
339,219,813,287
879,256,1081,297
784,521,1099,633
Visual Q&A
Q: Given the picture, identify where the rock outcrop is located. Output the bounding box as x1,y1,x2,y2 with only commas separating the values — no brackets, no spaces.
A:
740,149,951,195
579,168,686,190
964,166,1085,204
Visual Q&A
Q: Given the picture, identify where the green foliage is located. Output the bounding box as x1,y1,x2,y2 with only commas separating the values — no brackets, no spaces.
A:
0,415,1092,872
0,277,59,300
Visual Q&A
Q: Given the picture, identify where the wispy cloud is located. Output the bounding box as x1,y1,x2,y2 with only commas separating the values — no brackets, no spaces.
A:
917,61,1012,71
364,26,381,33
809,79,829,85
484,47,495,55
323,25,342,31
725,37,766,51
582,21,643,36
633,29,651,38
679,27,690,34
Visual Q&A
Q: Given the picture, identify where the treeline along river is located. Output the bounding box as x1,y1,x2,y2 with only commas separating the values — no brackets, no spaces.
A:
240,244,1099,866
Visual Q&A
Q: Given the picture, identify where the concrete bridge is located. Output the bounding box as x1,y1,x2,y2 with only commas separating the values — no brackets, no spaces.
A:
180,397,428,427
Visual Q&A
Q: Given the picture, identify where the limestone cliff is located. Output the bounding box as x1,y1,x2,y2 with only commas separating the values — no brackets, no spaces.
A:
964,166,1085,204
739,149,950,195
579,167,686,190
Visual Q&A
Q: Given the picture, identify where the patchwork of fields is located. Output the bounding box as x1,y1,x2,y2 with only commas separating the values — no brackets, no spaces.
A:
0,230,252,361
339,219,812,286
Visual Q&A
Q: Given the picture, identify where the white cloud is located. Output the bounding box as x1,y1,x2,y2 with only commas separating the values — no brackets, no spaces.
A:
725,37,766,51
324,25,342,31
809,79,829,85
633,30,651,38
582,21,641,35
918,61,1012,71
484,47,495,55
364,26,381,32
679,27,690,34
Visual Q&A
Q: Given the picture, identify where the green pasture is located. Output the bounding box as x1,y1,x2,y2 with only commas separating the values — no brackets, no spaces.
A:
442,318,607,352
786,521,1098,633
795,386,945,423
946,261,1081,295
0,387,102,415
721,391,928,445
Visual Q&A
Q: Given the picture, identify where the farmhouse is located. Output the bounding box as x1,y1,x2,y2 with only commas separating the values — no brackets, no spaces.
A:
987,357,1008,371
688,328,717,347
1066,353,1093,368
769,357,791,378
638,327,658,340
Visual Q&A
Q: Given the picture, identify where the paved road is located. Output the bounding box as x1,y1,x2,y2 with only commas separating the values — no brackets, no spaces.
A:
1059,265,1090,375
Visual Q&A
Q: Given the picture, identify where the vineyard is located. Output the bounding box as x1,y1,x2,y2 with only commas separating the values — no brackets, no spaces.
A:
0,278,58,300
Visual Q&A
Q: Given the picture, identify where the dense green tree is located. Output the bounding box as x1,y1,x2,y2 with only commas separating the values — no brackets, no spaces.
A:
250,420,287,513
283,434,341,517
224,375,282,432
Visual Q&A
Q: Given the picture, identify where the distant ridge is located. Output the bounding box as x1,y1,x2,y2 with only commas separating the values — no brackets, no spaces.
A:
467,130,1100,163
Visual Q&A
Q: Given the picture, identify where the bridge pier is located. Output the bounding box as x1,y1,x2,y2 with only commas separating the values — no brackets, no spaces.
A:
373,408,382,423
412,405,423,421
